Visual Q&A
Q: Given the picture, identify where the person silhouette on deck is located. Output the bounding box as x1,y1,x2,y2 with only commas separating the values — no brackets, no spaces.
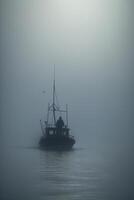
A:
56,116,64,130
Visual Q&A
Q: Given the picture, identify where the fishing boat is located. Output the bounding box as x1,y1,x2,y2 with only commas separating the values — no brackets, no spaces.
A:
39,70,75,150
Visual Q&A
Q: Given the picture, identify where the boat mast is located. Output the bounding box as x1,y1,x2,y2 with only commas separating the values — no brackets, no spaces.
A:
53,65,56,125
66,104,68,127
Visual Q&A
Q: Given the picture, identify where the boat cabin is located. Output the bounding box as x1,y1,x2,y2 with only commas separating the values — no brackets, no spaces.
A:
45,126,69,137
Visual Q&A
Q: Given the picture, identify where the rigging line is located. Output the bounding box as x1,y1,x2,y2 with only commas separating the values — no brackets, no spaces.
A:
55,92,62,116
53,65,56,124
55,92,60,109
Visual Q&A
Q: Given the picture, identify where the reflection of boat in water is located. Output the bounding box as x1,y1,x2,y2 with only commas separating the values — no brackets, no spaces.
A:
39,70,75,150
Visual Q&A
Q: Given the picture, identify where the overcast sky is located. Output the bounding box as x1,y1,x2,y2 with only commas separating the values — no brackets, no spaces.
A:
0,0,134,147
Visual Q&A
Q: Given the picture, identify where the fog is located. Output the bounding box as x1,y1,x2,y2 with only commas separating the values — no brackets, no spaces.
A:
0,1,134,199
1,0,133,147
0,0,134,153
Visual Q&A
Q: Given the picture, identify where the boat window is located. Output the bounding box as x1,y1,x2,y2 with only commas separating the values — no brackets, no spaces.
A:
49,130,54,135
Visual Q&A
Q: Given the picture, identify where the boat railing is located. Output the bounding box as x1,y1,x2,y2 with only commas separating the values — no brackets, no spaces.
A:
46,124,70,130
44,124,74,138
69,135,74,139
46,124,56,128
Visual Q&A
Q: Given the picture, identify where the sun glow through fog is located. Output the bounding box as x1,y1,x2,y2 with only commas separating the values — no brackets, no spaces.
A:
57,0,102,26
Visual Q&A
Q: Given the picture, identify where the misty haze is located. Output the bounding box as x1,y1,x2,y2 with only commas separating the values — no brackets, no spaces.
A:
1,0,134,200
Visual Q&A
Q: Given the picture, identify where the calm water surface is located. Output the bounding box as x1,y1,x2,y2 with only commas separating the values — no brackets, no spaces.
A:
1,143,133,200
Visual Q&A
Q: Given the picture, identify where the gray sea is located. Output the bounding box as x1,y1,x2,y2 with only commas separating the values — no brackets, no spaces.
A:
1,140,133,200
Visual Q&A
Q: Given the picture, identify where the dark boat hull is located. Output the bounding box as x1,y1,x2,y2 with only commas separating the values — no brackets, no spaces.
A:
39,135,75,150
